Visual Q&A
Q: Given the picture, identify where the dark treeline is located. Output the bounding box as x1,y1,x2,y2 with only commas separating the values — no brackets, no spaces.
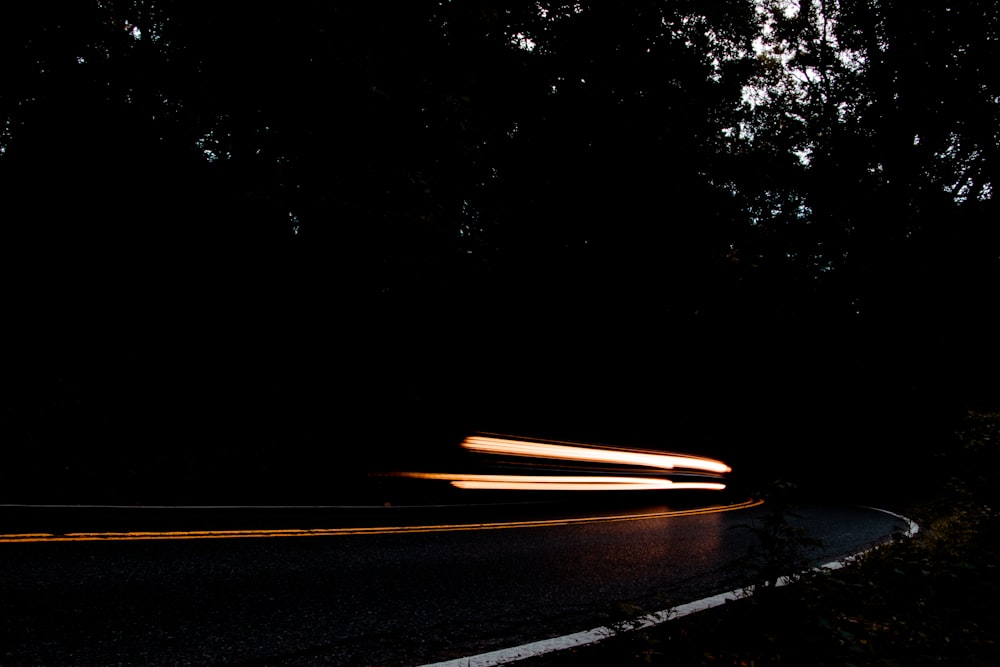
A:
2,1,997,504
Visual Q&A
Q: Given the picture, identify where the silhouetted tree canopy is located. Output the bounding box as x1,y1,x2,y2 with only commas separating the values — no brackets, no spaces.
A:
2,1,997,502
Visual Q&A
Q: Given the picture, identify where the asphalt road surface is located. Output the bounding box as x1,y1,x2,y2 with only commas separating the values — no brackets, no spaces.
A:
0,500,911,667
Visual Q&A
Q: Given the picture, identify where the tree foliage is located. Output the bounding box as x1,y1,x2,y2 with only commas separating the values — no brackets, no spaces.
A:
2,1,997,501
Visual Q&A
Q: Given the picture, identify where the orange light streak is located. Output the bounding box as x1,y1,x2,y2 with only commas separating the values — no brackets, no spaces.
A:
462,435,732,474
381,434,731,493
451,480,728,491
391,472,726,491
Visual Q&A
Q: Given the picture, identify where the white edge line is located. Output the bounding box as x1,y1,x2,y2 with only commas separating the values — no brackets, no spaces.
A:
416,506,920,667
860,505,921,538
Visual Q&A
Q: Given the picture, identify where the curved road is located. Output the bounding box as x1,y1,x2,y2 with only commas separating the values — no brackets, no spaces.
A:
0,500,912,667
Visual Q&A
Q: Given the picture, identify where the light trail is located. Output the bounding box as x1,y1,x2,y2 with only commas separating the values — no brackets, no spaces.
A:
387,434,732,492
462,435,732,475
0,499,762,543
453,480,727,491
393,473,726,491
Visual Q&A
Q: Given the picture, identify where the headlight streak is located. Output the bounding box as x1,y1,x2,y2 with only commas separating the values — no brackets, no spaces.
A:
388,472,727,491
451,480,728,492
462,435,732,474
387,434,731,492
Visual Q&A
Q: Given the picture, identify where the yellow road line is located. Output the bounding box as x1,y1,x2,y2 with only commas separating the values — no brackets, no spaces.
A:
0,499,763,543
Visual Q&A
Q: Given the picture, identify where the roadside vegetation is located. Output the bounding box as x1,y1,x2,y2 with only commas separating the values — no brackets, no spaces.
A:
522,409,1000,666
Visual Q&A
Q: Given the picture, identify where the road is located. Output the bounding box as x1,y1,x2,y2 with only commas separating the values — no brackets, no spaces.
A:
0,499,911,667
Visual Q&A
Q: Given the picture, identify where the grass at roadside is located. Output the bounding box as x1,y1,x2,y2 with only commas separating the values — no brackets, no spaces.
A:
519,410,1000,666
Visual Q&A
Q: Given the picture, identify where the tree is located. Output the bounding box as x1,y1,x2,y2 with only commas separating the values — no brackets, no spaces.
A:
2,1,996,501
